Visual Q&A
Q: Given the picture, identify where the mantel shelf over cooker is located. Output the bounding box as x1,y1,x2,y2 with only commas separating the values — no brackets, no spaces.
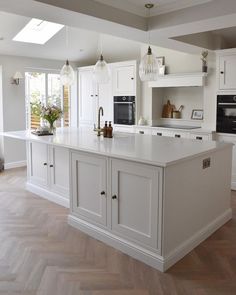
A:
148,72,207,88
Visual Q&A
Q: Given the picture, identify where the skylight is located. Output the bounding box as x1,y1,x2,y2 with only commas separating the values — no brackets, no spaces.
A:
13,18,64,45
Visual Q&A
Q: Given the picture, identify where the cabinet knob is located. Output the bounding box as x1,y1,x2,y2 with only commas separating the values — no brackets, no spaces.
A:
101,191,106,196
50,164,54,168
131,77,134,80
43,163,47,166
112,195,117,200
91,95,94,97
220,71,224,74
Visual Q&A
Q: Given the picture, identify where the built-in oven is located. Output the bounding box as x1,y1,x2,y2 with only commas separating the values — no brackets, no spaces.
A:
217,95,236,133
114,96,135,125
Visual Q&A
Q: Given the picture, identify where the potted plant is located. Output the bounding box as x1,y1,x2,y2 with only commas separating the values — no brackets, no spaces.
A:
31,101,62,134
201,50,208,73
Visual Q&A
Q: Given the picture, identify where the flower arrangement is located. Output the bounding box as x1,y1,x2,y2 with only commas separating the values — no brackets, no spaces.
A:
31,100,62,132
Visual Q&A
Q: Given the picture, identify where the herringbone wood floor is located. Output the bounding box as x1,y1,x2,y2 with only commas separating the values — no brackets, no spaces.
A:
0,168,236,295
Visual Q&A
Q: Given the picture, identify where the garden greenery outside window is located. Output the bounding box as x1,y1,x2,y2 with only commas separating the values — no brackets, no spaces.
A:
25,71,70,130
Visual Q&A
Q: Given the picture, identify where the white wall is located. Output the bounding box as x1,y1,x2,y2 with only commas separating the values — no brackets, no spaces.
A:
0,66,3,159
0,55,78,166
140,44,216,129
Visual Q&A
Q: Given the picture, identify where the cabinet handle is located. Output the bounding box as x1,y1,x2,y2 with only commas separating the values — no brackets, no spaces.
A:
131,77,134,80
175,134,181,138
100,191,106,196
220,71,224,74
139,131,144,134
95,94,98,97
157,132,162,136
112,195,117,200
91,95,94,97
43,163,47,166
196,136,202,140
50,164,54,168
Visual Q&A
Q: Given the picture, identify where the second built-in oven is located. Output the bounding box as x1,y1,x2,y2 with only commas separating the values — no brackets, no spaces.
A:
114,96,135,125
217,95,236,133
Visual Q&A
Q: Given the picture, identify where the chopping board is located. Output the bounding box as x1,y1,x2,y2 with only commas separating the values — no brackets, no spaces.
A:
162,100,175,118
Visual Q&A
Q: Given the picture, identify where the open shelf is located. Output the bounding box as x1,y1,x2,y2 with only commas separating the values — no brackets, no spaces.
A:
148,72,207,88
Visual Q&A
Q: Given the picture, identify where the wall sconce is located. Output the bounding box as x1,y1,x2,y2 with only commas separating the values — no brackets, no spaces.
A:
12,72,23,85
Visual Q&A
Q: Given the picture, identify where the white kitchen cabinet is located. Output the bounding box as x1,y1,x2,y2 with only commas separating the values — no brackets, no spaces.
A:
151,129,174,137
113,61,136,96
98,79,113,124
135,127,152,135
27,142,70,206
111,159,162,251
71,152,107,226
28,141,48,187
49,146,69,197
78,67,113,126
78,68,98,126
217,134,236,190
151,129,189,139
113,125,134,133
219,55,236,90
189,133,210,141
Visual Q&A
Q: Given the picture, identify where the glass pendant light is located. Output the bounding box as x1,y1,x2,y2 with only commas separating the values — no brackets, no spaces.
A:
60,27,75,86
60,59,75,86
93,35,110,84
139,4,158,82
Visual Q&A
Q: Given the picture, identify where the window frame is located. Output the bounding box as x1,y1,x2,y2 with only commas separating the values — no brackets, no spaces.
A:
25,68,70,130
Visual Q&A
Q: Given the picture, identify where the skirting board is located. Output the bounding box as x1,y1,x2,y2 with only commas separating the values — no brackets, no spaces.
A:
4,160,26,170
163,209,232,271
68,214,165,271
68,208,232,272
26,182,69,208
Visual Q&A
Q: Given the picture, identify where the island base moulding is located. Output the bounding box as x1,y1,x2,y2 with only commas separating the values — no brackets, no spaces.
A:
68,208,232,272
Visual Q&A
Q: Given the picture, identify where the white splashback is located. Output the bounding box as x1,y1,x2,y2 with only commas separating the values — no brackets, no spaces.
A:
161,87,204,120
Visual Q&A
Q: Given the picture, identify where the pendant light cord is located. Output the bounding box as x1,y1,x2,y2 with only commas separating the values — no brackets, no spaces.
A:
147,7,150,46
66,26,69,50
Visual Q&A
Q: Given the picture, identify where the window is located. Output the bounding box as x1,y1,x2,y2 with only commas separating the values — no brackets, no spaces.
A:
25,71,70,129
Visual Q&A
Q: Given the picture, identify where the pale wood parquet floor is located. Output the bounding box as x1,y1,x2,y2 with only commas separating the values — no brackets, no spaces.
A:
0,168,236,295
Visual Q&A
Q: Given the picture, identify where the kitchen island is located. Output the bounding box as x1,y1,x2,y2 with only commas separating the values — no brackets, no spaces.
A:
2,127,233,271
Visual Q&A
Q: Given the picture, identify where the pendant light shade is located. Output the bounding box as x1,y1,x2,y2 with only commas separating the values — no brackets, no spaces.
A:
139,3,158,82
60,60,75,86
139,46,158,82
93,54,110,84
60,27,75,86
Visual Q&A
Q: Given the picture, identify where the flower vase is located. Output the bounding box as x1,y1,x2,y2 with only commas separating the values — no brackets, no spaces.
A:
48,121,56,134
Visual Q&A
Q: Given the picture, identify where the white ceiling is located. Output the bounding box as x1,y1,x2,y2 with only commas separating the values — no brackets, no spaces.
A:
94,0,213,16
0,11,141,63
1,0,236,56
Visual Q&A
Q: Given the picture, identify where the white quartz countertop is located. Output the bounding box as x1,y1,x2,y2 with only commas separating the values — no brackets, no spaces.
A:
2,127,232,167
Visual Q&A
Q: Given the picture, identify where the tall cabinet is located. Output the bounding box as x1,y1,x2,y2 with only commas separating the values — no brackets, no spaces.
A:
78,60,138,127
217,51,236,190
